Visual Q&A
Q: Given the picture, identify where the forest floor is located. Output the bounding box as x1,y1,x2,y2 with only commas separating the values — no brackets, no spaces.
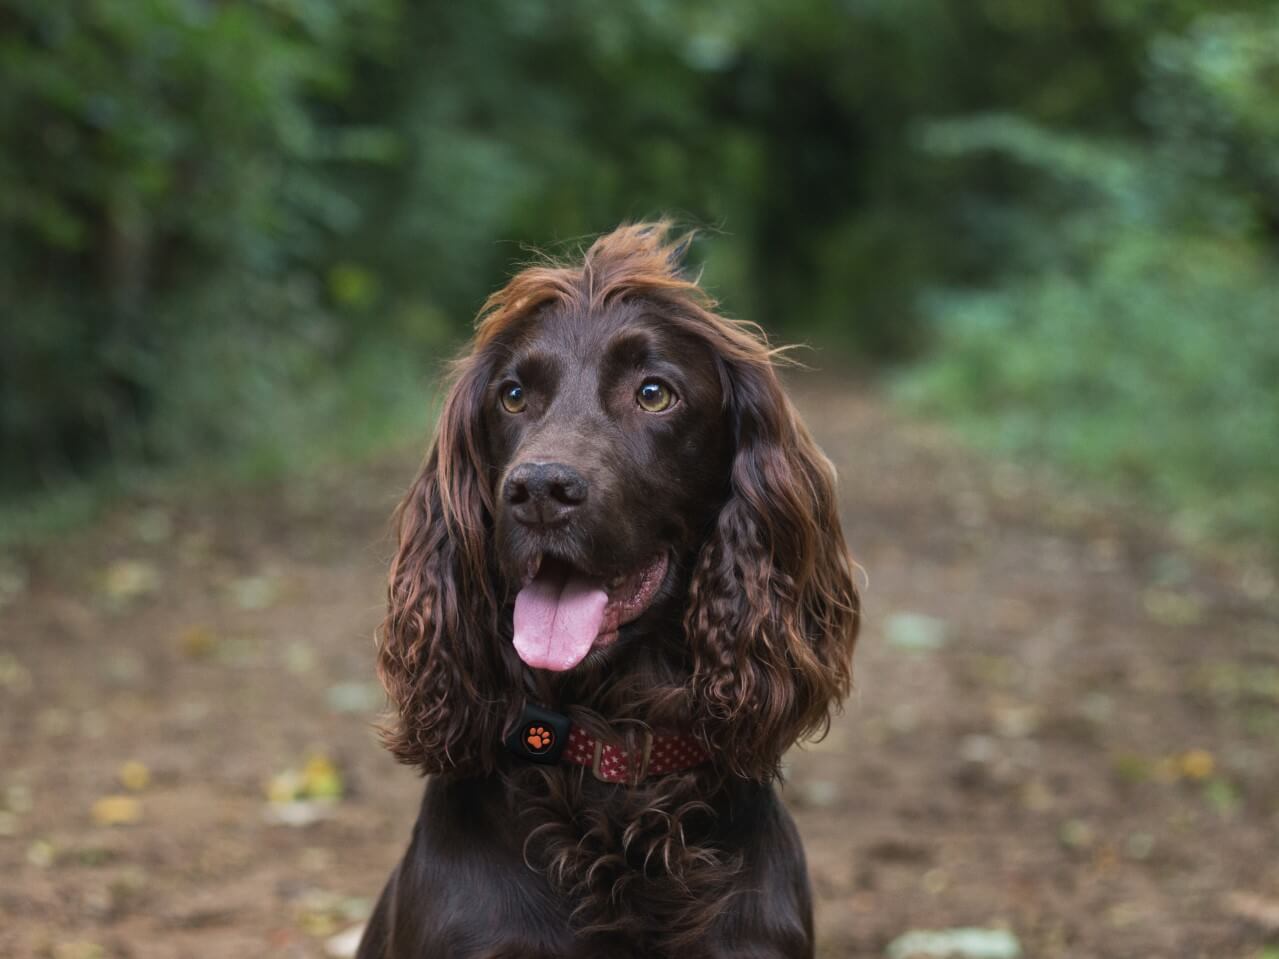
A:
1,383,1276,959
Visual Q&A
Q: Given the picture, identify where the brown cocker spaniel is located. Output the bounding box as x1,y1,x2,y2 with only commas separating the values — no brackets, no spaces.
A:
359,222,859,959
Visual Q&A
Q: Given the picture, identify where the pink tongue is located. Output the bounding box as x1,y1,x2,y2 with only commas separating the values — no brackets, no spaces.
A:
513,563,609,671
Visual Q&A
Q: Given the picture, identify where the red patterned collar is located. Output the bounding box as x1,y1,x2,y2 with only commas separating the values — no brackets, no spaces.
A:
505,704,710,784
562,725,709,783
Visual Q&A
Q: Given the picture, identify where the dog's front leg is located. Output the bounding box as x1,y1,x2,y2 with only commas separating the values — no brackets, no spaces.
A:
357,777,586,959
698,787,816,959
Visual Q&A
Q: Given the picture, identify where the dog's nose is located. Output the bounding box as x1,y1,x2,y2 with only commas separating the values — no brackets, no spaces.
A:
503,462,588,527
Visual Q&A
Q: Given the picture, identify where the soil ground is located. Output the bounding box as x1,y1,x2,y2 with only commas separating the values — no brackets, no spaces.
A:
1,384,1276,958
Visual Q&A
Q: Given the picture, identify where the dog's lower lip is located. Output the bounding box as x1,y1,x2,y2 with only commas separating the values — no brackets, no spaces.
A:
601,552,669,633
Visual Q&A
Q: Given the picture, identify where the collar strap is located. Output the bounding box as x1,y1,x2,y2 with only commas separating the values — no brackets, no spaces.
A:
504,703,710,784
562,724,709,783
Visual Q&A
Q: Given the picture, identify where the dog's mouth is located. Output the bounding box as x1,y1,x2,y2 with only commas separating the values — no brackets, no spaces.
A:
512,553,669,672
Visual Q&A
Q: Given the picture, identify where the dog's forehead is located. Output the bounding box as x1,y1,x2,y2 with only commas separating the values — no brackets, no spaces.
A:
517,298,700,364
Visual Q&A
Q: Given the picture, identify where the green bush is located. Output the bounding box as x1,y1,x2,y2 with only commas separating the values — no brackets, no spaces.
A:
902,9,1279,548
0,0,1274,555
0,0,399,489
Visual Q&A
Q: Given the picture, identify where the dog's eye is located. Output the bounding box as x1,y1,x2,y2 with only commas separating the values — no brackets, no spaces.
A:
500,383,527,414
636,379,676,413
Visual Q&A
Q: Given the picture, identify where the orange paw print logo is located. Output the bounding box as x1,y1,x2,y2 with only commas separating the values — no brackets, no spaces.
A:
525,725,554,753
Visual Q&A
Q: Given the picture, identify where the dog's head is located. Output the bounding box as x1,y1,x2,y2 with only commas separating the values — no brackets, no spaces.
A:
378,223,859,780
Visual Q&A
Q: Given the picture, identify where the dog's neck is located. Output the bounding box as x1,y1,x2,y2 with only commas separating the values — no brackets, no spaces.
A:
528,626,692,724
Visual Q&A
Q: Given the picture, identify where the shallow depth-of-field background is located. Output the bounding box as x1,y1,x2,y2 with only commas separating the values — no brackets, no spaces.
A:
1,2,1277,957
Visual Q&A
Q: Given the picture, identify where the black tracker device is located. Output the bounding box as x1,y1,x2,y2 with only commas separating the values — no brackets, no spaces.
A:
504,703,572,765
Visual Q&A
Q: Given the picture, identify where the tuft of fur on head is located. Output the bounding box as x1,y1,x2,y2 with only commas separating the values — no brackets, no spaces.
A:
376,220,860,780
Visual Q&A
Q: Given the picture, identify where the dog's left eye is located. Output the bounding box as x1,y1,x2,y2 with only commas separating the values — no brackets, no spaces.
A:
500,383,527,414
636,379,676,413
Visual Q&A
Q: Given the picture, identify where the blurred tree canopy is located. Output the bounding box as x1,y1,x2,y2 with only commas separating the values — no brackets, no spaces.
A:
1,0,1275,547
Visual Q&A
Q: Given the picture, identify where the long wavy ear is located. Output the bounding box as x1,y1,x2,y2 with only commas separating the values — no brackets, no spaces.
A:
377,355,514,774
685,353,860,781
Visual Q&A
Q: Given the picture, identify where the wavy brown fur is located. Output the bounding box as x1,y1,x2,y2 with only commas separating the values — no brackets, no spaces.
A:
512,765,742,950
365,221,860,956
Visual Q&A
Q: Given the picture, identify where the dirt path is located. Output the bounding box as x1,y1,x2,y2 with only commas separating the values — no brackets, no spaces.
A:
1,385,1276,959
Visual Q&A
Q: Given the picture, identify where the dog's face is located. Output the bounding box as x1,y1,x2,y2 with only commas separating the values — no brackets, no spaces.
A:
378,223,858,779
482,300,731,671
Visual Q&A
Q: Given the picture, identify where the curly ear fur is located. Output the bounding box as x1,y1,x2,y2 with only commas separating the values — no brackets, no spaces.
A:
685,353,860,781
377,221,857,781
377,355,517,774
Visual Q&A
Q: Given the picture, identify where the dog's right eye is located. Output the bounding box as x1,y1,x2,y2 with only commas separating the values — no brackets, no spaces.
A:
636,379,676,413
500,383,527,414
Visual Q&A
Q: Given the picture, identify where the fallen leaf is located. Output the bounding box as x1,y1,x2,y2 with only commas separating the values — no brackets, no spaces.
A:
178,625,219,659
959,734,998,764
967,654,1022,690
105,650,146,685
793,779,840,809
267,754,345,805
177,530,214,567
884,613,947,653
299,909,340,937
1079,692,1114,724
119,760,150,792
53,941,106,959
1152,757,1181,784
91,795,142,827
1239,565,1275,602
295,890,372,937
886,927,1021,959
1106,901,1146,928
216,636,262,668
326,682,382,714
75,847,117,867
1203,778,1240,818
284,641,317,674
990,702,1039,738
921,869,949,895
132,507,173,544
6,784,33,813
1223,892,1279,932
302,755,344,800
1058,819,1095,850
300,847,335,871
228,573,281,611
1124,831,1155,860
326,924,366,959
0,556,28,609
0,652,32,694
1020,779,1054,812
37,708,73,737
27,839,56,867
1111,753,1152,784
268,769,304,805
264,800,334,828
101,559,160,604
1142,588,1202,626
1178,749,1215,781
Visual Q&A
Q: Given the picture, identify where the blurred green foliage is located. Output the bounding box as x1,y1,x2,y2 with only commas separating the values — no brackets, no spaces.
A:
0,0,1275,548
0,0,403,490
902,9,1279,546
